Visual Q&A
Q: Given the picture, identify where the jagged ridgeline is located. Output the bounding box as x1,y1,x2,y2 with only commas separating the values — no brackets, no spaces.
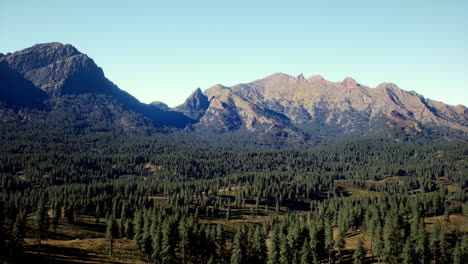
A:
1,42,467,146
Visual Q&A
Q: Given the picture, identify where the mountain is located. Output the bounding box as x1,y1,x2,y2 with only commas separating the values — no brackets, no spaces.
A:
0,42,194,132
0,43,466,145
196,73,467,143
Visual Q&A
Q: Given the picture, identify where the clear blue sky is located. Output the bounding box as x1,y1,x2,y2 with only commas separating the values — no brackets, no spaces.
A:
1,0,467,107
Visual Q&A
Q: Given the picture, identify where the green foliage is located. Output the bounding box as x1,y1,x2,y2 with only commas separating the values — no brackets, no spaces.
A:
105,216,119,256
230,227,243,264
251,226,267,264
353,238,365,264
382,213,402,263
34,200,49,252
402,239,416,264
10,212,26,258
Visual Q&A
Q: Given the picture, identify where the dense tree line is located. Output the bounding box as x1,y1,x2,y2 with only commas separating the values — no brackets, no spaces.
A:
0,130,467,263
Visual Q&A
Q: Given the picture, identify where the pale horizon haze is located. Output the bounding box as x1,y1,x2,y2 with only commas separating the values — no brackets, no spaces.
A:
1,0,467,107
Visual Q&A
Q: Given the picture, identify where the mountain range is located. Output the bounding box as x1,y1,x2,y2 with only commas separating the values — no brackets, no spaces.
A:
1,43,467,146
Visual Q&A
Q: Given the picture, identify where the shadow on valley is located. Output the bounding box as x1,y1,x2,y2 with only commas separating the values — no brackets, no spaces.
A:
23,244,108,264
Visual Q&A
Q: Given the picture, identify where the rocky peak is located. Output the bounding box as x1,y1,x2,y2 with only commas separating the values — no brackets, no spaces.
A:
376,82,399,90
296,73,305,81
343,77,358,88
186,88,209,106
263,72,294,81
191,87,205,98
3,42,80,74
0,42,111,96
308,75,325,82
175,88,210,120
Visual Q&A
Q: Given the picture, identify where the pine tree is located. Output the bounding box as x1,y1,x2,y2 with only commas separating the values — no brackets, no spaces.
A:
452,240,463,264
251,226,267,264
151,227,162,264
324,220,334,264
125,220,134,239
226,202,231,221
279,231,290,264
161,220,174,264
10,212,26,258
133,210,144,250
382,214,401,264
215,224,225,264
267,227,279,264
179,219,189,264
106,216,119,256
52,204,61,233
95,204,101,223
308,227,322,264
430,221,442,262
371,223,383,263
230,227,243,264
34,200,49,254
142,211,153,258
443,208,449,224
287,223,301,264
353,237,365,264
402,238,416,264
415,219,429,264
299,238,311,264
438,227,449,264
64,202,75,224
335,230,346,264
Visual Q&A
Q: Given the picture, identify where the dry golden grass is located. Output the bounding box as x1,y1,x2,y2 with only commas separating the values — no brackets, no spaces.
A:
437,177,461,193
143,162,157,175
335,180,380,198
21,215,149,264
368,175,405,185
425,214,468,232
24,238,148,264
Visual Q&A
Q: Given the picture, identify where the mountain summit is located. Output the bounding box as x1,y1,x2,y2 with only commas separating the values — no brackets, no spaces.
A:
175,88,210,120
1,42,113,96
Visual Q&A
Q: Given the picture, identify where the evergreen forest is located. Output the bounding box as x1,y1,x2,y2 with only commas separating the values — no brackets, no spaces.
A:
0,127,467,264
